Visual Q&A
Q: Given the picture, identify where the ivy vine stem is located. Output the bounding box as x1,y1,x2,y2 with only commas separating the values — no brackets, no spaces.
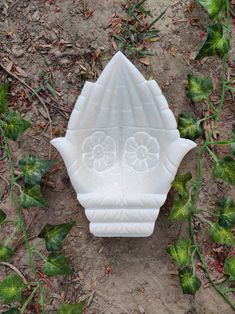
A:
0,125,45,313
207,98,217,113
205,146,219,162
191,247,197,275
194,144,206,198
21,286,39,314
198,114,216,123
206,140,232,146
32,248,48,263
0,219,18,225
189,218,235,311
223,288,235,294
225,85,235,91
220,277,230,289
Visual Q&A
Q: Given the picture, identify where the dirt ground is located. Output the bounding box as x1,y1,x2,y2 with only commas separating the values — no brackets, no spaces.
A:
0,0,235,313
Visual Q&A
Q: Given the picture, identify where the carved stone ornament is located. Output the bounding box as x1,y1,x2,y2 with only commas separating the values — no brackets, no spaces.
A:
51,52,196,237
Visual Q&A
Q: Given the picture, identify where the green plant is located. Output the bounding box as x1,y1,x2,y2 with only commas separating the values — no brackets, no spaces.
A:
168,0,235,309
0,83,30,141
57,302,85,314
0,84,81,312
109,0,167,59
0,273,25,304
196,0,225,20
36,67,58,99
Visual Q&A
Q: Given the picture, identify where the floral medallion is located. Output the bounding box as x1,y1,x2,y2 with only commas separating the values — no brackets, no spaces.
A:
82,131,116,172
124,132,160,172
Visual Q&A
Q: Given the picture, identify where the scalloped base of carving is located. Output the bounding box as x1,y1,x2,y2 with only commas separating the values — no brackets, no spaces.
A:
85,208,159,237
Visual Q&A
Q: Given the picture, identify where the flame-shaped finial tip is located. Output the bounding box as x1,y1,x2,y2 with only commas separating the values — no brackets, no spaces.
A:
112,51,128,61
97,51,145,85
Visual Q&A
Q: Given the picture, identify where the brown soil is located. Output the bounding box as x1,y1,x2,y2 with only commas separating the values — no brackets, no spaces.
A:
0,1,234,313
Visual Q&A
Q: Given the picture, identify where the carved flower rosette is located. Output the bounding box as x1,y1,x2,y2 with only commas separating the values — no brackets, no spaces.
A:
82,131,116,172
124,132,160,172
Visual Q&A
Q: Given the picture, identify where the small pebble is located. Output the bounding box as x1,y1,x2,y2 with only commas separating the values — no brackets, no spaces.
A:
59,58,72,66
138,304,145,314
32,10,40,22
12,44,24,57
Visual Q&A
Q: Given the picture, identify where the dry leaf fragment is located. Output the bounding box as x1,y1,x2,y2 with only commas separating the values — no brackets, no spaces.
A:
5,31,13,38
84,10,94,19
39,121,47,129
52,127,61,136
167,47,177,57
15,66,28,77
105,265,112,275
6,61,13,72
139,57,150,66
111,39,118,51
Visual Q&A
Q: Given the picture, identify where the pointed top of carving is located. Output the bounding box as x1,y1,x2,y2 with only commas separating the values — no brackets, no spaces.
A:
97,51,146,85
67,51,178,130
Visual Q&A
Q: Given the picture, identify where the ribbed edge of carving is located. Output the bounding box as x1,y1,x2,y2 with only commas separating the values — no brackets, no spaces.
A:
85,208,160,222
78,194,167,209
85,208,159,237
89,222,155,237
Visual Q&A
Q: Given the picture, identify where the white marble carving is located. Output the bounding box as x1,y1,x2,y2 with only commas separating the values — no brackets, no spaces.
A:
51,51,196,237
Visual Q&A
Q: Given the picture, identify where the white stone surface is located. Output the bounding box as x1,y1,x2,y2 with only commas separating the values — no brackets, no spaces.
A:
51,51,196,237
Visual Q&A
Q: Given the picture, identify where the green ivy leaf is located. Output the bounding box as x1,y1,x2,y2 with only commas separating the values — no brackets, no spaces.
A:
0,111,31,141
172,172,192,198
178,112,203,140
217,197,235,229
57,302,85,314
230,128,235,156
224,256,235,280
0,245,13,262
2,308,21,314
0,83,9,114
179,267,201,295
43,252,73,276
213,156,235,186
0,209,7,224
167,238,191,267
0,273,25,304
187,74,213,102
210,223,234,245
196,0,225,20
20,184,47,208
196,23,230,59
19,155,55,185
38,222,75,251
169,196,196,221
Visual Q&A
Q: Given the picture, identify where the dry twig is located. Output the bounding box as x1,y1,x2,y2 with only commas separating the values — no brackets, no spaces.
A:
0,261,28,284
